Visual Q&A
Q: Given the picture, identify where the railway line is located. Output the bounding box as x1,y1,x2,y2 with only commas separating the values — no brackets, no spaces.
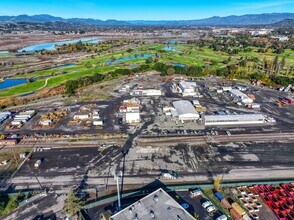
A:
136,132,294,146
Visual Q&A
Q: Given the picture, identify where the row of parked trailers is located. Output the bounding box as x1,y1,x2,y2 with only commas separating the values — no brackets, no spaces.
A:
253,183,294,220
11,110,36,126
0,112,12,124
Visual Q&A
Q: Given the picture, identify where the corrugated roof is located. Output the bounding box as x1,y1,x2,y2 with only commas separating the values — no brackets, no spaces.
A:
204,114,265,122
173,100,199,116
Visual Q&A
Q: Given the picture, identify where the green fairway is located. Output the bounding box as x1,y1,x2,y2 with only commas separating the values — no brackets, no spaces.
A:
1,43,293,98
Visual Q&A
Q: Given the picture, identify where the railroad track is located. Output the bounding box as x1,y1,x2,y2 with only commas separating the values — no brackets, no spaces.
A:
136,132,294,146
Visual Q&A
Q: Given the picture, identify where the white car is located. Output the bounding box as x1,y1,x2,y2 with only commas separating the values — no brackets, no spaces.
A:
202,201,212,209
206,205,216,213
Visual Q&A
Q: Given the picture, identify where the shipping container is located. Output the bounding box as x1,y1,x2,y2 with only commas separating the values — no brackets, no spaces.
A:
221,198,232,210
11,121,23,126
215,192,225,201
230,208,242,220
232,202,246,216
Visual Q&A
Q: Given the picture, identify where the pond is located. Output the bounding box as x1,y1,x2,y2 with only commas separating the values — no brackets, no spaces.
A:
18,37,102,52
173,63,185,67
0,51,9,55
164,46,181,53
0,78,28,90
56,64,77,69
166,40,185,44
105,54,155,65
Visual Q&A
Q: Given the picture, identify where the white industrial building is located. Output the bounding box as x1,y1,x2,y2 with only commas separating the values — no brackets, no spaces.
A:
229,89,253,104
131,89,162,96
125,111,140,124
173,100,199,121
93,120,103,126
222,86,232,91
204,114,266,126
178,81,197,97
111,188,195,220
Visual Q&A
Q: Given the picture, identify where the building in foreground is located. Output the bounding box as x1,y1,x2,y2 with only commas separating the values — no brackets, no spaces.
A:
173,100,199,121
111,188,195,220
204,114,267,126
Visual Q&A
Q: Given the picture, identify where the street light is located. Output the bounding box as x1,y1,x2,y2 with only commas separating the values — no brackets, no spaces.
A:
113,170,123,211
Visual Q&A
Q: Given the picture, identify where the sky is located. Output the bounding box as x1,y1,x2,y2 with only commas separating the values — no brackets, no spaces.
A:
0,0,293,20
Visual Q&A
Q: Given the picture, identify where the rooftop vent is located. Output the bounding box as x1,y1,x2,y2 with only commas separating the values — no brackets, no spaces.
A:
153,195,159,201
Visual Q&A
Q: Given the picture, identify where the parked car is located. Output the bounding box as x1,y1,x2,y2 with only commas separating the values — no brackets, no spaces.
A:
202,201,213,209
206,205,216,213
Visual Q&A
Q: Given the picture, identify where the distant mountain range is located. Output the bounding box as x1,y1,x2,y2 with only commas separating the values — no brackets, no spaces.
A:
0,13,293,26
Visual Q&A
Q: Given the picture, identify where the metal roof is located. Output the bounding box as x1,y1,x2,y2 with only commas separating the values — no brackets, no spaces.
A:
229,89,251,100
173,100,199,117
204,114,265,122
111,188,195,220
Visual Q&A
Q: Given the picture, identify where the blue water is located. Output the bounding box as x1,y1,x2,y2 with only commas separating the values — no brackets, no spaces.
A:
164,46,181,53
105,54,155,65
56,64,77,69
173,63,185,67
0,51,9,54
18,37,102,52
0,78,28,90
167,40,184,44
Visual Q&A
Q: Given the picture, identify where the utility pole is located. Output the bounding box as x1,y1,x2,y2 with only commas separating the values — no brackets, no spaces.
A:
113,170,122,211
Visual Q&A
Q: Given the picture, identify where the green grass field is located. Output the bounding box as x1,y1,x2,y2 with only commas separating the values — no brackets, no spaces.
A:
1,43,293,98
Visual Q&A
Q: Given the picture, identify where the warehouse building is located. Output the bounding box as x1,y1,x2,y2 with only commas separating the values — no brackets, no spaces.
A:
125,111,140,124
204,114,266,126
173,100,199,121
111,188,195,220
178,81,197,97
229,89,253,104
131,89,162,96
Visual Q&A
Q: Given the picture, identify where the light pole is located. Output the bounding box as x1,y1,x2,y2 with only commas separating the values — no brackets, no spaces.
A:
113,170,123,211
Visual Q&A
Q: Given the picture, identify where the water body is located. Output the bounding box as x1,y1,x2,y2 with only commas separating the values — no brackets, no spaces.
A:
0,51,9,54
173,63,185,67
167,40,185,44
56,64,77,69
164,46,181,53
105,54,155,65
0,78,28,90
18,37,102,52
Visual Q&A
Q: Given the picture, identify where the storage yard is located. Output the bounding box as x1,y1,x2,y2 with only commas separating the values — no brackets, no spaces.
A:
0,72,293,220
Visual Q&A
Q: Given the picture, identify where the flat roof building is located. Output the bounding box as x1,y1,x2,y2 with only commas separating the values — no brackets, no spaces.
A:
125,111,140,124
111,188,195,220
173,100,199,121
204,114,266,126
